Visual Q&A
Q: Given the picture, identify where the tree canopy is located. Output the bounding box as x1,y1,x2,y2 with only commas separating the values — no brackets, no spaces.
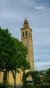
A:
0,28,16,71
0,27,30,72
0,27,30,88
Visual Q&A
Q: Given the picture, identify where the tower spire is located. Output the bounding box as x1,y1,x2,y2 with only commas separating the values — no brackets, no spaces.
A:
23,19,29,28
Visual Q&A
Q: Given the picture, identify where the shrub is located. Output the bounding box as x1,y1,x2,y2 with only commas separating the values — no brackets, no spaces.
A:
0,83,8,88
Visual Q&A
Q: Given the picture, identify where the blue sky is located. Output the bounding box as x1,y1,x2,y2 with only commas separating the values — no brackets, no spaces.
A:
0,0,50,70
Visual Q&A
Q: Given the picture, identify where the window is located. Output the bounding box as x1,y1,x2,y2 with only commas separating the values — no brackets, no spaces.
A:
23,32,24,37
26,31,27,36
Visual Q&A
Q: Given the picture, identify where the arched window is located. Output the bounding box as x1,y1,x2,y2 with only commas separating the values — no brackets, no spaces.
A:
23,32,24,37
26,31,27,36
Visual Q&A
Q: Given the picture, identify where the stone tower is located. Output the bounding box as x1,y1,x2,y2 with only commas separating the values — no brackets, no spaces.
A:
21,19,34,71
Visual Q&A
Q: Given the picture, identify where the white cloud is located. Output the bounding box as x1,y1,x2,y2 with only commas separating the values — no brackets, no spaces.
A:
34,6,45,10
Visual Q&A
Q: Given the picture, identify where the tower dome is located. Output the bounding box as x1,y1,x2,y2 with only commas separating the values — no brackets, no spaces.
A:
23,19,29,28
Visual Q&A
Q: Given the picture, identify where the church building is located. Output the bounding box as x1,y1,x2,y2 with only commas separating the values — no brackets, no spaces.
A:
0,19,34,85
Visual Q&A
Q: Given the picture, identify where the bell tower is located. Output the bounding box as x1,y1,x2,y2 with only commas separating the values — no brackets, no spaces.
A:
21,19,34,71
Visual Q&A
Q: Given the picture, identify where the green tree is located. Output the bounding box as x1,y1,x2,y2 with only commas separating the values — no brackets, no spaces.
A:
0,28,30,88
12,38,30,88
22,62,30,88
31,71,40,88
0,28,17,84
45,68,50,83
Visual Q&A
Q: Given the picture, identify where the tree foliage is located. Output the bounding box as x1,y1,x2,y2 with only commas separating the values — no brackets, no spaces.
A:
22,68,50,88
0,27,30,71
45,68,50,83
0,27,30,87
0,28,16,71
